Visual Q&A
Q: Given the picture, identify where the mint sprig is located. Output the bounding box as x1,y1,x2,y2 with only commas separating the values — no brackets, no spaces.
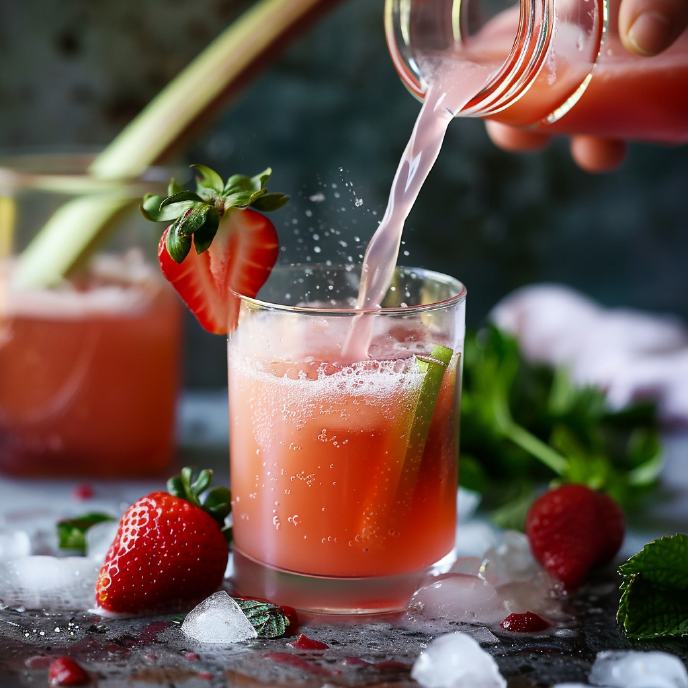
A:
141,165,288,263
233,598,290,638
460,326,663,528
167,467,233,545
618,534,688,639
57,512,117,554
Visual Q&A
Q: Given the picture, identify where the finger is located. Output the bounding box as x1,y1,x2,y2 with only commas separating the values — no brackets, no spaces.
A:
619,0,688,55
485,120,551,152
570,136,627,173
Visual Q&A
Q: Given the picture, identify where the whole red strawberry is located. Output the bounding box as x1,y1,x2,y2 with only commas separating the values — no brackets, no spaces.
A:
96,468,231,614
525,484,625,590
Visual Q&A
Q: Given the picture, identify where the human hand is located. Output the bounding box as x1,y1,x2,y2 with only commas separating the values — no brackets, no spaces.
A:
485,0,688,172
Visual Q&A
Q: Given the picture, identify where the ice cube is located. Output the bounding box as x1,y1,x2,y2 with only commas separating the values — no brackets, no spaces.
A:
449,557,483,576
410,574,506,625
0,556,99,611
590,650,688,688
454,521,498,558
481,530,540,586
0,529,31,562
411,632,506,688
181,591,258,644
85,521,119,562
498,571,561,617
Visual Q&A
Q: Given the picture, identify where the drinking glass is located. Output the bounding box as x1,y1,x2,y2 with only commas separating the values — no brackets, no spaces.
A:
228,264,466,613
0,152,183,477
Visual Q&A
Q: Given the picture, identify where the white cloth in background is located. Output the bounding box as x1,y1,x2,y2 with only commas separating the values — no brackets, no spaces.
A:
490,284,688,426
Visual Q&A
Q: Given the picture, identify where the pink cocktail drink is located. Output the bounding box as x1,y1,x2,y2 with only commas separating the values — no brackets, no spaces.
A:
0,254,182,477
0,153,183,477
229,265,465,613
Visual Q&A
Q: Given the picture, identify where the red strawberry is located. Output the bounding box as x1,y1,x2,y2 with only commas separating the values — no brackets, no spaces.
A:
500,611,550,633
525,484,625,590
96,468,231,614
288,633,329,650
48,657,89,685
143,165,287,334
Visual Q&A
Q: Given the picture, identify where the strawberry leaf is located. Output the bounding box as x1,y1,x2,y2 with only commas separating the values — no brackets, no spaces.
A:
167,467,231,537
168,179,183,196
166,224,192,263
160,191,204,208
224,174,254,193
140,194,167,222
252,192,290,212
190,469,213,496
223,190,260,209
251,168,273,190
193,209,220,253
177,205,211,236
192,164,225,194
203,487,232,526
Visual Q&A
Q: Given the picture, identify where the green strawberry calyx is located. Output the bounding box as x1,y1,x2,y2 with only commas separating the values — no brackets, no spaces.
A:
141,164,289,263
167,466,233,544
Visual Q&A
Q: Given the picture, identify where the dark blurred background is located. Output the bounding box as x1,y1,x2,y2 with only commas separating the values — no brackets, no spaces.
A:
2,0,687,387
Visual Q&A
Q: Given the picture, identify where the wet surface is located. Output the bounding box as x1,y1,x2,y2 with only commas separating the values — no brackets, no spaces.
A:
1,572,687,687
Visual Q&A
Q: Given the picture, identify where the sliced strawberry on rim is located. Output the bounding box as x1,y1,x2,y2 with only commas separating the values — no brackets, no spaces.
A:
143,165,287,334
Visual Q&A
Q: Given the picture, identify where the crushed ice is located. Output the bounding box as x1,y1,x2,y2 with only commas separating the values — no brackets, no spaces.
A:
0,556,99,611
181,591,257,644
408,530,564,629
411,632,506,688
589,650,688,688
0,529,31,562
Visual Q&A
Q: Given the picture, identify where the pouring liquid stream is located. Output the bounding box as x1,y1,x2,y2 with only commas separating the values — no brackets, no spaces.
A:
343,60,492,361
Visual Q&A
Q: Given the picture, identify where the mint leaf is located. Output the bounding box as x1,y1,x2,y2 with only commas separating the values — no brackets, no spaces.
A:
57,512,116,554
234,598,289,638
618,535,688,639
620,534,688,589
618,575,688,639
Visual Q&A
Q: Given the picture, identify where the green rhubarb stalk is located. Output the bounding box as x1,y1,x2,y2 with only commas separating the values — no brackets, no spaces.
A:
356,345,454,542
13,0,341,289
396,345,454,500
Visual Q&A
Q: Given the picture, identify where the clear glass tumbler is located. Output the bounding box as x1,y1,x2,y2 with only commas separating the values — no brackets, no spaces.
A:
228,264,466,613
0,152,183,477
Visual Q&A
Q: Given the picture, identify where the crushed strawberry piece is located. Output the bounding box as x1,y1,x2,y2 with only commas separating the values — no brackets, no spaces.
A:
344,656,370,666
71,484,94,501
48,657,89,685
500,611,551,633
288,633,329,650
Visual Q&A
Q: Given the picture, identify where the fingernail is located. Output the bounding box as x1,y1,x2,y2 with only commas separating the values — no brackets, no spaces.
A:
627,11,672,55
